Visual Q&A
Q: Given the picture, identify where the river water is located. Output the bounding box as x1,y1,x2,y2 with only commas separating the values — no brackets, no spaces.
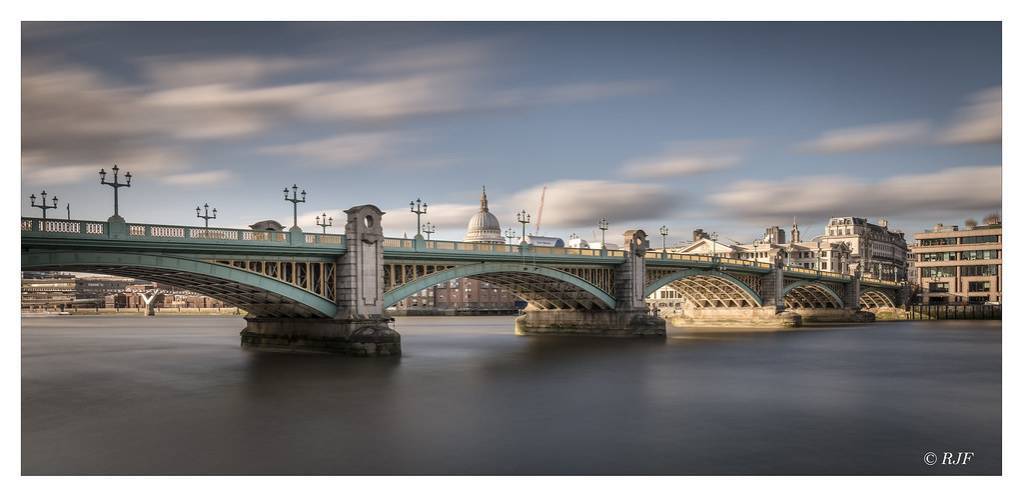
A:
22,316,1001,475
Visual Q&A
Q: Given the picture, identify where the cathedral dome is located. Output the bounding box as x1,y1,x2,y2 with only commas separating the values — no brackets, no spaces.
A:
464,186,505,244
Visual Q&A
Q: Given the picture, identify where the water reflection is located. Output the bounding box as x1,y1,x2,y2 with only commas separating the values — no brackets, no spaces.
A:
22,316,1000,475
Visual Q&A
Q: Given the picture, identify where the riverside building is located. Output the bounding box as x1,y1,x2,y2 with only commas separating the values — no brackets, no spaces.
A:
911,221,1001,304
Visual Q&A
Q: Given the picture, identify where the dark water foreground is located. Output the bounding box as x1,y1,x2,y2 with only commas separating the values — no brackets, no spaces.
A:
22,316,1001,475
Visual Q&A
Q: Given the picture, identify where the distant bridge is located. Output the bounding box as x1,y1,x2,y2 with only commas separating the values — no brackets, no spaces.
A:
22,208,906,355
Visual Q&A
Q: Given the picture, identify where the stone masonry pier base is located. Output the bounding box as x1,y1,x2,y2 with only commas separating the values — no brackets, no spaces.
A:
669,308,802,329
240,317,400,356
514,309,666,337
791,308,876,323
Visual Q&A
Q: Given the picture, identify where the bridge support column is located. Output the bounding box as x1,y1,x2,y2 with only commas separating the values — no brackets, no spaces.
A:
240,205,400,357
514,229,665,337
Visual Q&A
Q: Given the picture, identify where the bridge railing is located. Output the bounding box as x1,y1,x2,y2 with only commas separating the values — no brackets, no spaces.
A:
861,276,903,287
644,251,773,269
21,217,346,247
22,218,108,236
784,266,853,281
381,237,628,258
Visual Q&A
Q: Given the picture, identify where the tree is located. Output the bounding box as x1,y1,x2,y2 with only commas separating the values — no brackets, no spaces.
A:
965,218,978,228
982,212,1001,225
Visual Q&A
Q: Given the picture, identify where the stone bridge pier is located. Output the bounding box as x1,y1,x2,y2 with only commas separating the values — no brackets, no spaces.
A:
514,230,666,337
240,205,401,356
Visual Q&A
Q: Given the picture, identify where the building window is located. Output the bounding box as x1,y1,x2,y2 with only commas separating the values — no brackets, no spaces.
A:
968,296,988,304
960,250,999,260
928,282,949,292
961,265,998,277
920,237,957,246
921,267,955,278
960,235,999,244
921,252,956,262
968,281,991,292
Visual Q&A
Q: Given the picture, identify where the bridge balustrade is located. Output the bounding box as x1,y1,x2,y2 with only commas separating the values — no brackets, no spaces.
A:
21,217,346,247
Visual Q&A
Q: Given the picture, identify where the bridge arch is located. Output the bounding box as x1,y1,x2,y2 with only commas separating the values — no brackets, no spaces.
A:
22,251,337,318
383,262,616,310
644,269,763,308
859,289,896,308
782,281,844,309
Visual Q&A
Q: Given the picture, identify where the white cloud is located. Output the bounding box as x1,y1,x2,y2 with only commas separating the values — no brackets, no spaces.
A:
711,165,1001,221
260,132,406,166
508,180,678,229
797,120,930,153
23,45,658,182
161,170,236,186
939,86,1001,145
621,140,746,178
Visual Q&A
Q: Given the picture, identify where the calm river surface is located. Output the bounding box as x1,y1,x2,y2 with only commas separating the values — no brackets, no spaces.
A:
22,316,1000,475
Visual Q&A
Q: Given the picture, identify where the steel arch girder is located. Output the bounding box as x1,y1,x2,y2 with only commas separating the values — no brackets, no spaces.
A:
643,269,763,307
382,262,617,309
21,250,337,317
781,280,845,309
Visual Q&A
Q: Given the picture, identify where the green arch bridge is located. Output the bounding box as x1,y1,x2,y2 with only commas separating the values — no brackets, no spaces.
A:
22,206,906,356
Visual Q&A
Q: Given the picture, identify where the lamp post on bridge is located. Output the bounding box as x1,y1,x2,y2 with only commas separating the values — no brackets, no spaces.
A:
659,225,669,258
517,210,531,243
99,164,131,221
422,221,435,240
196,203,217,228
29,190,58,220
409,198,428,238
504,227,517,245
283,184,306,230
66,203,71,220
315,213,333,234
710,231,719,259
598,217,609,249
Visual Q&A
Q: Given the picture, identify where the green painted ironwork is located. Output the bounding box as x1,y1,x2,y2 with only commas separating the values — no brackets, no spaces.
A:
643,268,764,306
781,280,846,308
382,262,617,309
21,250,337,317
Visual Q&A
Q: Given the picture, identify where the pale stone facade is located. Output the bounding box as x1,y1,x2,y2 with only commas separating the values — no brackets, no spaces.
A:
819,217,908,281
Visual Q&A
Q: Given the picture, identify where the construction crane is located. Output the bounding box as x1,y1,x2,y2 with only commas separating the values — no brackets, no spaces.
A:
533,185,547,236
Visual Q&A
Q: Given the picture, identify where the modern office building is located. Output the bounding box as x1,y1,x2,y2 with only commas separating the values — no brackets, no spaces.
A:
911,221,1001,304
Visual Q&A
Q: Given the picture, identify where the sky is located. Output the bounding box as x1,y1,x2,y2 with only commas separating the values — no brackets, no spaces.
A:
21,22,1001,246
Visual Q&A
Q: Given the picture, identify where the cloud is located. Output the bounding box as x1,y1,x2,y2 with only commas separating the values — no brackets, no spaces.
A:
260,132,407,166
508,180,678,229
23,42,657,182
938,86,1001,145
711,165,1001,221
161,170,236,186
621,140,747,178
797,120,930,153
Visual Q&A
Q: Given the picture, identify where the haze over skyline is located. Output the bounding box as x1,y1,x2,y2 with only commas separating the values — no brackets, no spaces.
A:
22,22,1001,244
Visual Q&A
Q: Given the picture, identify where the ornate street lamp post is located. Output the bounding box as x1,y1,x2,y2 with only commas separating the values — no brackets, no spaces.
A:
409,198,428,237
66,203,71,220
196,203,217,228
598,217,609,248
659,225,669,254
29,190,58,220
504,227,517,244
710,231,719,259
99,164,131,220
283,184,306,229
422,221,435,240
517,210,531,241
315,213,333,234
